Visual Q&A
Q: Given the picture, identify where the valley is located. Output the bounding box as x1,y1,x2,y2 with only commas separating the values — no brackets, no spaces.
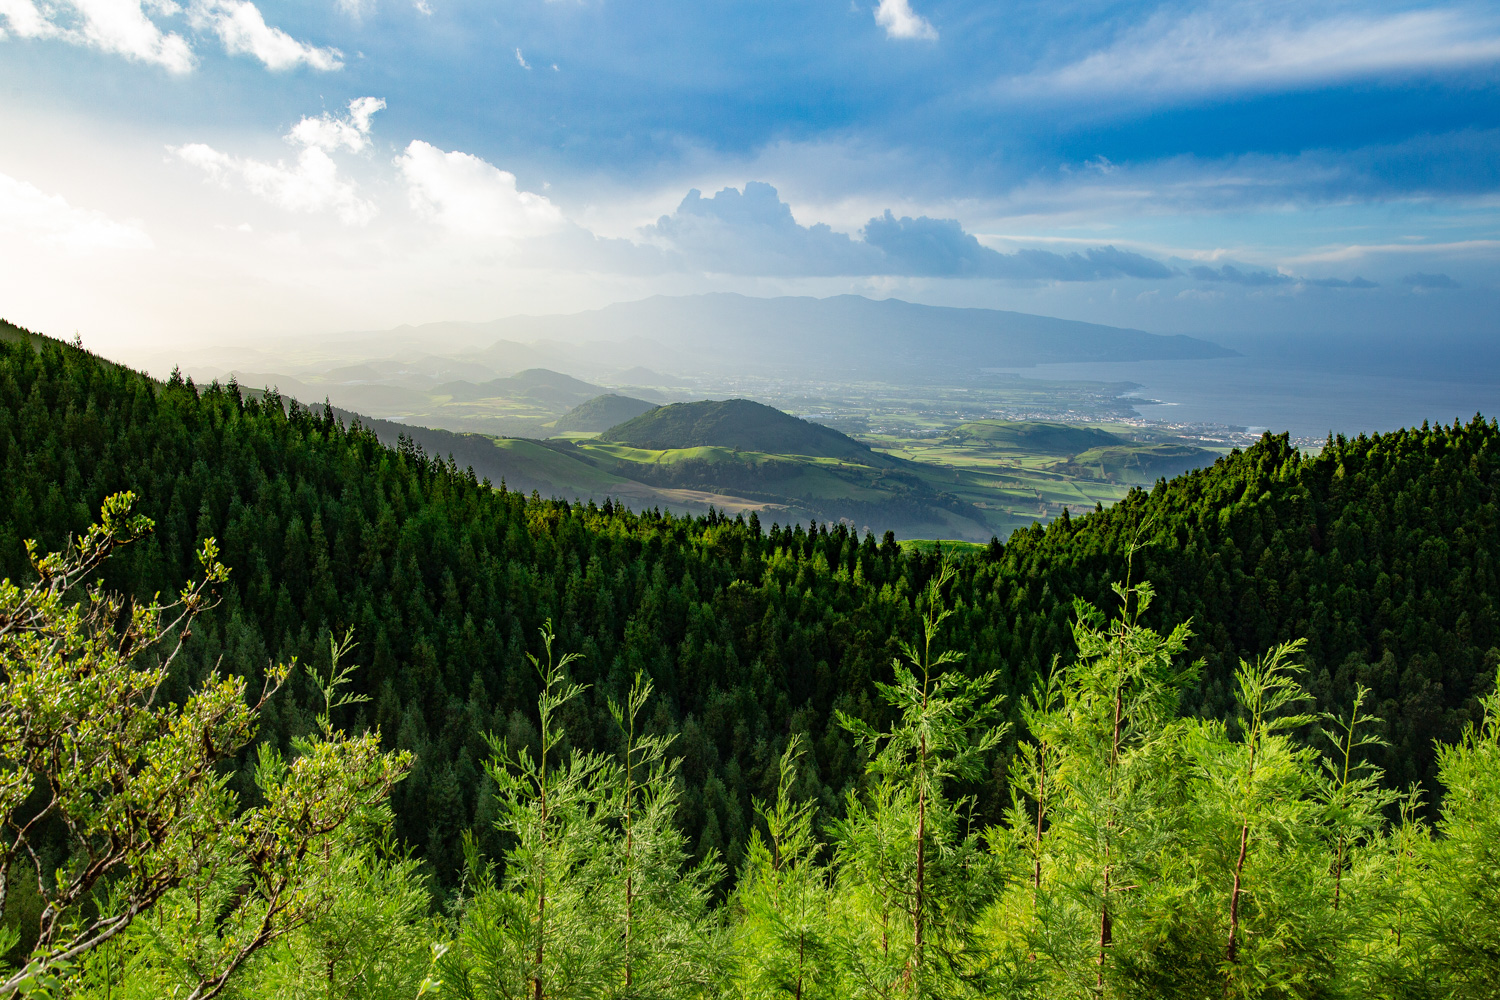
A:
165,294,1265,541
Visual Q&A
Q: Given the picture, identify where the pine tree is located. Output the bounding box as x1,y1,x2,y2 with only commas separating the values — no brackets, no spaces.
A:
606,672,725,999
1023,580,1195,997
735,737,838,1000
1412,666,1500,998
447,622,615,1000
836,564,1007,993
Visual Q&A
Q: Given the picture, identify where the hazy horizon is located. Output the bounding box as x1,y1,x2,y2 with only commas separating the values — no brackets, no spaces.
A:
1,0,1496,365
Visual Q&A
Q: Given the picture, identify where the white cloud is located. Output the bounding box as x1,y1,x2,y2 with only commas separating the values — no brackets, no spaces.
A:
287,96,385,152
514,46,528,69
0,0,340,72
335,0,371,18
0,171,153,251
0,0,57,39
0,0,195,73
1031,7,1500,96
875,0,936,41
172,142,377,224
395,140,563,241
188,0,342,71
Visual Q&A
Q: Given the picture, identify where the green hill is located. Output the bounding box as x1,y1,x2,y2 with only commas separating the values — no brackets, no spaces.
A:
553,393,658,433
956,419,1126,453
602,398,874,460
1061,441,1221,483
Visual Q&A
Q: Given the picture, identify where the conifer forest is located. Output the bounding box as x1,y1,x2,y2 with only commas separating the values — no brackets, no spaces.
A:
4,324,1500,999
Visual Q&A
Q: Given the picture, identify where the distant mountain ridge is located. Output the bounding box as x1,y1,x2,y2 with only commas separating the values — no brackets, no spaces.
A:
372,293,1236,376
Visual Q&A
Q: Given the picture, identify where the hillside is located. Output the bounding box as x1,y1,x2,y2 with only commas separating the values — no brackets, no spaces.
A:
553,393,658,433
3,316,1498,897
956,419,1127,453
601,398,875,460
1060,441,1222,483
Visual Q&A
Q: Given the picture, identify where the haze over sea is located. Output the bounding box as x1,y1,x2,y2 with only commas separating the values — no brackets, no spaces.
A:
996,357,1499,440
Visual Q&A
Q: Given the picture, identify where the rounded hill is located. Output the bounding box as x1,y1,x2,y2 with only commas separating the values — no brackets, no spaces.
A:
554,394,658,433
601,398,873,460
957,420,1125,454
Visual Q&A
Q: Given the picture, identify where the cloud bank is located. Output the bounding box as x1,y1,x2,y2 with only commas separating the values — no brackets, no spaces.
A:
643,183,1174,280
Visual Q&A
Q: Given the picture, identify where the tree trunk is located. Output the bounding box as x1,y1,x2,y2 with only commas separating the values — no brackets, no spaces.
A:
1098,685,1123,989
535,782,548,1000
624,763,634,989
1033,746,1046,901
1226,822,1249,965
1226,739,1259,971
915,779,926,970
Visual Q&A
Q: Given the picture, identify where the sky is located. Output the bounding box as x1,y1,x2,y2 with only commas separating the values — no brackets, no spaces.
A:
0,0,1497,358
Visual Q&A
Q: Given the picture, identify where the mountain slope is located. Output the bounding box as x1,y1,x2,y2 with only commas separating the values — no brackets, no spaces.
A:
601,398,876,460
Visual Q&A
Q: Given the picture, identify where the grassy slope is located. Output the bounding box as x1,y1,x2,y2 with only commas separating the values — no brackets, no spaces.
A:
956,420,1125,452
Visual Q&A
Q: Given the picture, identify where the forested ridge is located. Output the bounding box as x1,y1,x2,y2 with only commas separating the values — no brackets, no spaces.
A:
5,319,1500,997
1,321,1496,881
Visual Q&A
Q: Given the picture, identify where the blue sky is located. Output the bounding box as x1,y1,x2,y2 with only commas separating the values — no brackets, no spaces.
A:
0,0,1496,353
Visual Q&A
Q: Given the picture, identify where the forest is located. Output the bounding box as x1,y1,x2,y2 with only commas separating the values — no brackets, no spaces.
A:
2,321,1499,997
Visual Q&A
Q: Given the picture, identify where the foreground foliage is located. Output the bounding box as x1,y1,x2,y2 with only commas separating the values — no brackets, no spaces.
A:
20,550,1500,999
0,495,411,997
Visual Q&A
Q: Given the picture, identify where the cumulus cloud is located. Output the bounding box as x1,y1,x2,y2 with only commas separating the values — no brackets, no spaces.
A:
0,0,195,73
0,170,154,251
1188,263,1291,286
644,182,880,275
1403,271,1461,289
288,96,385,152
642,182,1175,281
171,104,381,224
173,143,376,224
1189,262,1376,288
188,0,342,70
864,212,1173,279
1028,7,1500,97
395,141,564,241
874,0,936,41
